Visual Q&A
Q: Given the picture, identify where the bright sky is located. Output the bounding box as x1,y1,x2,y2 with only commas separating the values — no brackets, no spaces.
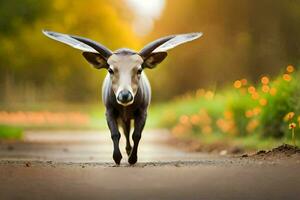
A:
125,0,166,37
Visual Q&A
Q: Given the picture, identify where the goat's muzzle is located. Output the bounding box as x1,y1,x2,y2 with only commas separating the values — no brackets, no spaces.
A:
117,90,133,105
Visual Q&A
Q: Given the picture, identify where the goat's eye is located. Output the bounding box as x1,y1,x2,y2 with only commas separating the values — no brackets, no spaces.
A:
137,68,143,75
108,68,114,75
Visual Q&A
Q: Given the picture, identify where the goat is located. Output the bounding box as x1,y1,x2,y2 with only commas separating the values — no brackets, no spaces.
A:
43,30,202,165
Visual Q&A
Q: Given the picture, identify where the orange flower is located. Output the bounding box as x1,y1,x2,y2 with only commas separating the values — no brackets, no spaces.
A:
179,115,189,125
224,111,233,120
253,107,261,115
205,91,214,100
196,89,205,98
284,112,295,121
248,86,256,94
172,124,187,136
289,122,297,146
286,65,295,73
289,123,296,129
245,110,253,118
246,119,259,133
202,125,212,134
269,87,277,96
241,78,248,85
190,115,201,125
283,74,292,82
259,98,267,106
261,76,269,85
233,80,242,89
251,92,260,100
262,85,270,93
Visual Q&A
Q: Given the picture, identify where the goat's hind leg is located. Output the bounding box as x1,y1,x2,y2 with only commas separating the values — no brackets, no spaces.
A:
128,111,147,165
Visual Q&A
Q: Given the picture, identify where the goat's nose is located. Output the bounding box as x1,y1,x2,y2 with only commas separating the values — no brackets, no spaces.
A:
117,90,133,103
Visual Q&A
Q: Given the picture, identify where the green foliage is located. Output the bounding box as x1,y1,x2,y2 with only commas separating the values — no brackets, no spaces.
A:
149,0,300,100
0,0,138,104
1,0,300,104
260,72,300,138
157,68,300,145
0,125,23,139
226,91,257,136
0,0,50,36
158,92,225,130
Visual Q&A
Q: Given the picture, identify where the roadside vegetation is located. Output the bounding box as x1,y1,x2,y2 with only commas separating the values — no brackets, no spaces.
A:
1,66,299,151
0,104,107,131
152,65,300,150
0,125,23,140
1,65,299,152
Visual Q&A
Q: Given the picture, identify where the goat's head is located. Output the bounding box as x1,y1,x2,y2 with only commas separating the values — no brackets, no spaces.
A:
43,30,202,106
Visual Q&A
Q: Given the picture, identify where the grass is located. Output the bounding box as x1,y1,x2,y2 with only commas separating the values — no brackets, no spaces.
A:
0,125,23,140
199,134,283,150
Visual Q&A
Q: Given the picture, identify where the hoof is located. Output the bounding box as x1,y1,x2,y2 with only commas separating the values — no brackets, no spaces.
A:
128,154,137,165
113,150,122,165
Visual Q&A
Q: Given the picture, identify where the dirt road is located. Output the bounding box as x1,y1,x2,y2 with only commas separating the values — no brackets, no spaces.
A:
1,130,300,200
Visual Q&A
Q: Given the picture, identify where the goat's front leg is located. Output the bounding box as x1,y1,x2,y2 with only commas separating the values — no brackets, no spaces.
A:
121,119,132,156
128,111,147,165
106,110,122,165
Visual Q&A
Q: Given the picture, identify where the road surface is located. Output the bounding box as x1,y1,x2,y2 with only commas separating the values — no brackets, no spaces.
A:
1,130,300,200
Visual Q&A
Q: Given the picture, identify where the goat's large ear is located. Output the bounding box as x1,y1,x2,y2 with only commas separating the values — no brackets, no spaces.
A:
82,52,108,69
140,32,202,57
42,30,113,59
143,52,167,69
139,32,202,68
43,30,98,53
152,32,203,53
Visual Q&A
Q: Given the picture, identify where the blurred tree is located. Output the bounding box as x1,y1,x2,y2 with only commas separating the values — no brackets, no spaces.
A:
147,0,300,101
2,0,300,104
0,0,50,36
0,0,138,103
